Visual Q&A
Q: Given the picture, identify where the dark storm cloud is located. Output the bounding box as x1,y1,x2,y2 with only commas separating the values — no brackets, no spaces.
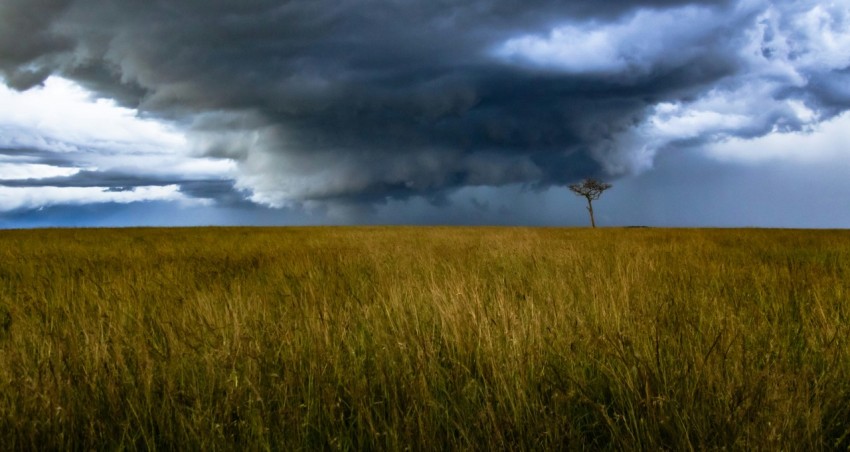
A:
1,0,847,209
177,179,253,206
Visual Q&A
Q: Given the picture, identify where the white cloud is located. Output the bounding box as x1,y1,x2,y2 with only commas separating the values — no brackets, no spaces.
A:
498,26,626,73
0,77,237,180
706,111,850,164
0,163,80,180
791,4,850,71
495,1,850,77
0,77,187,155
539,0,850,175
87,154,237,179
648,102,752,141
494,5,721,74
0,76,238,210
594,87,827,174
738,2,850,86
0,185,208,212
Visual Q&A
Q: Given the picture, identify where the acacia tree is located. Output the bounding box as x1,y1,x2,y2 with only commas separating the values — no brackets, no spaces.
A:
569,178,612,228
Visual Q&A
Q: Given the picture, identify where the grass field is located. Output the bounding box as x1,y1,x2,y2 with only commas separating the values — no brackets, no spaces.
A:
1,227,849,450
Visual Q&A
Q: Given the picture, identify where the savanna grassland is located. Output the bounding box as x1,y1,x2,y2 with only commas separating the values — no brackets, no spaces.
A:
1,227,849,450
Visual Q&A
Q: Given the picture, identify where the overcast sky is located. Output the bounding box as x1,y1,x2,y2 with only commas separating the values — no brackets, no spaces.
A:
2,0,849,228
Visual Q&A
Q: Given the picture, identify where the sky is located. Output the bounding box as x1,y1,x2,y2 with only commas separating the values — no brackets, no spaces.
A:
1,0,850,228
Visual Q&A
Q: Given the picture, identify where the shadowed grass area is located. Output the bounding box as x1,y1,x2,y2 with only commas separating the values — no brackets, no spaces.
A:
1,227,849,449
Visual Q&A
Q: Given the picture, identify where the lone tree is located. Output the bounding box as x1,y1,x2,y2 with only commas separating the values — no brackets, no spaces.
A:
569,178,612,228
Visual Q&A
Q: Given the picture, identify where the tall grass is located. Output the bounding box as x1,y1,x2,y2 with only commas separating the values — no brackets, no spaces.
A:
1,227,849,449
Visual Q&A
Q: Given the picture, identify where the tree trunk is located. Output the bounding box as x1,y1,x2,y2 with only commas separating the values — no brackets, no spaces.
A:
586,198,596,228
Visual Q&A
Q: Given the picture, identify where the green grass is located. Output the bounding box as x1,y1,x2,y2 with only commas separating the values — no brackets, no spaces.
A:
1,227,849,450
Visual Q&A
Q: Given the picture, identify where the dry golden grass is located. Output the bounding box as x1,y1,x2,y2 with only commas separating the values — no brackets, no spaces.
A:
1,227,849,449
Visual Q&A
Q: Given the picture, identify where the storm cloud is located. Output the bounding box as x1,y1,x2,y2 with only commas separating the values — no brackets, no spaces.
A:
2,0,849,212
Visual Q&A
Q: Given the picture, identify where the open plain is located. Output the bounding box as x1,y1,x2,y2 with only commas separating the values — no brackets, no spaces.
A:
1,227,849,449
